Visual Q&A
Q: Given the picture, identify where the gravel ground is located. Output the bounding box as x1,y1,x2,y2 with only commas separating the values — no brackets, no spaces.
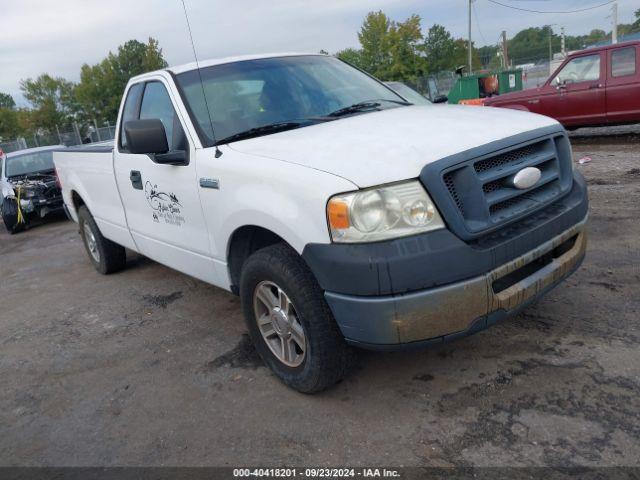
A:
0,139,638,468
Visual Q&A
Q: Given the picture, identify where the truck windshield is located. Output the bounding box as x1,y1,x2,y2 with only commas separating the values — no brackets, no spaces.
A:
175,55,406,146
5,150,55,177
385,82,431,106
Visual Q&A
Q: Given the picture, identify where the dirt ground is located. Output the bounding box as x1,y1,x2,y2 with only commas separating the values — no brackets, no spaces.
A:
1,136,639,468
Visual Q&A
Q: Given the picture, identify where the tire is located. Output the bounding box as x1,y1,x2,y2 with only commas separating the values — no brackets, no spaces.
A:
239,243,355,393
78,205,126,274
2,197,26,234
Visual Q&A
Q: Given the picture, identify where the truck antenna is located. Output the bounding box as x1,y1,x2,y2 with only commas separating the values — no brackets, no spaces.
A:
180,0,223,158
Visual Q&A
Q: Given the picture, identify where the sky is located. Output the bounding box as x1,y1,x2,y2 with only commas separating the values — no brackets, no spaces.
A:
1,0,637,106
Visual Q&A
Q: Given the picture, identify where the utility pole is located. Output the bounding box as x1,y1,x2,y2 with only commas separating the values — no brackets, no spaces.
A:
561,26,566,56
612,1,618,44
548,26,553,64
468,0,473,74
502,30,509,69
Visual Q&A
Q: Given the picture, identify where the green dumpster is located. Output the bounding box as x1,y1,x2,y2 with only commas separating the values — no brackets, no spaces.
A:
447,69,523,104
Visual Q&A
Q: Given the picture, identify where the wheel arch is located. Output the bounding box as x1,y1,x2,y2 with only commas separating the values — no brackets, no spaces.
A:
226,225,294,295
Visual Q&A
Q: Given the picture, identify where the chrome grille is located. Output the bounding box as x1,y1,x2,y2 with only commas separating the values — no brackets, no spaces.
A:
429,132,574,239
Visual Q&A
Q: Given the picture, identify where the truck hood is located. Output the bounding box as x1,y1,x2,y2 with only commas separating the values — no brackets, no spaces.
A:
228,104,560,188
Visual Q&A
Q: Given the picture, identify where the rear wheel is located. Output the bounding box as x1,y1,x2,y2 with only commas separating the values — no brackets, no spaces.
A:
240,243,355,393
78,206,126,274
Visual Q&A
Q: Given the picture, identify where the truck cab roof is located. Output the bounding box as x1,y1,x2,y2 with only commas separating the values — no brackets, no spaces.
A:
129,52,322,82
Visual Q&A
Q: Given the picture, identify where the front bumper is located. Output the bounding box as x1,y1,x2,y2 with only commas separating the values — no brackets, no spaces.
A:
303,172,589,350
325,219,586,349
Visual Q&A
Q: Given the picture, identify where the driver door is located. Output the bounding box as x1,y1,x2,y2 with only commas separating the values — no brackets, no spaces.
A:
113,78,216,283
543,53,606,126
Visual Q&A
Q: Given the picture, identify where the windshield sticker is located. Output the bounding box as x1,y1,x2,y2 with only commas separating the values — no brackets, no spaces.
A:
145,181,185,227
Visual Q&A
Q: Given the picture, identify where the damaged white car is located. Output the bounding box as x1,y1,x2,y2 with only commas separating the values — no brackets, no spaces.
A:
1,145,66,234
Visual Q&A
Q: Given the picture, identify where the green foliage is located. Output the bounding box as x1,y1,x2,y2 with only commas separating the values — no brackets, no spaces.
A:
618,9,640,37
355,11,426,81
423,25,481,73
0,108,21,140
1,37,167,140
19,74,76,131
423,24,455,73
336,48,366,70
478,45,500,69
0,93,15,110
358,11,392,76
506,26,556,65
75,38,168,122
385,14,427,80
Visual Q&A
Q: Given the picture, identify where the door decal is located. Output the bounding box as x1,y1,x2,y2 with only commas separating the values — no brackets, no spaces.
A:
144,181,185,226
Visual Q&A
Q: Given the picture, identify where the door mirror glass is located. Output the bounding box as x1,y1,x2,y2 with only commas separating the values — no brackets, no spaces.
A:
124,119,169,155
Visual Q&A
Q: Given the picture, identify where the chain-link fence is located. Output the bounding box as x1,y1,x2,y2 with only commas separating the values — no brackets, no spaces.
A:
88,122,117,143
2,120,117,153
0,138,28,154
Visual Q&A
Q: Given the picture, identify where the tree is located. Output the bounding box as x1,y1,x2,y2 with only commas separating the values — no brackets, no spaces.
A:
424,24,455,73
385,14,427,81
424,24,480,73
19,74,76,131
354,11,427,81
0,93,15,110
0,108,20,140
617,9,640,38
358,11,393,77
336,48,366,70
75,38,168,122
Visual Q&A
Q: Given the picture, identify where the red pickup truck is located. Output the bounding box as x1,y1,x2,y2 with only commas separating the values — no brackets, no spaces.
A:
484,41,640,129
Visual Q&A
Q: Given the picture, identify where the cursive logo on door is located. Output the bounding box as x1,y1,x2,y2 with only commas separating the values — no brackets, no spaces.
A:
144,181,185,226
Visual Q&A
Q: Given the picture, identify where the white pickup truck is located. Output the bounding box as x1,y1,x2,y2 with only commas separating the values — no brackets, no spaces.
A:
54,53,588,392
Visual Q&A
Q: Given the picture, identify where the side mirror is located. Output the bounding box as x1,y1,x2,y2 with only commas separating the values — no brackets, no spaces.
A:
125,119,168,155
432,94,448,104
554,77,566,89
124,119,187,165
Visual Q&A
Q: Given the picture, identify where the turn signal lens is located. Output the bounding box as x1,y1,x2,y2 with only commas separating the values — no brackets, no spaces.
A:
328,198,350,229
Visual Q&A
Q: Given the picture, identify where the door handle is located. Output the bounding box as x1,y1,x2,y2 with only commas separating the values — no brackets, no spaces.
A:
589,83,601,89
130,170,143,190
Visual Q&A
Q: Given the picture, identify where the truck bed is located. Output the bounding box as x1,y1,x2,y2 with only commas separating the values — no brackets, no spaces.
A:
53,142,136,251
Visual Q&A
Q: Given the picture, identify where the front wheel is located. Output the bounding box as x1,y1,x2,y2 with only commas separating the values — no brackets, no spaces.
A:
240,243,355,393
1,197,26,234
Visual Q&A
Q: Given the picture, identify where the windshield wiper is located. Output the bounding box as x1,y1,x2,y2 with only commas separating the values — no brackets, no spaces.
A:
326,99,412,118
216,122,304,145
327,102,381,117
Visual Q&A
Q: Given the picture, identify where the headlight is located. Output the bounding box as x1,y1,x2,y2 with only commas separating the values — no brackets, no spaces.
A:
327,180,444,243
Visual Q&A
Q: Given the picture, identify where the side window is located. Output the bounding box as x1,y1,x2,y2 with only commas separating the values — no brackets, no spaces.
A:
139,82,187,152
119,83,144,151
611,47,636,78
555,54,601,84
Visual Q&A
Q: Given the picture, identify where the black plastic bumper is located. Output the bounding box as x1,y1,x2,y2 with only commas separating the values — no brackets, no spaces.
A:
302,171,589,349
302,171,588,297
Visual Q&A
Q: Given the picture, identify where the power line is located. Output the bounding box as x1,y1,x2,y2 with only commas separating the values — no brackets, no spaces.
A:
485,0,615,14
472,2,488,44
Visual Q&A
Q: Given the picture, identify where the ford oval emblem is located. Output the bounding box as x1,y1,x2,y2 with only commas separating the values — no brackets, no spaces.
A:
512,167,542,190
